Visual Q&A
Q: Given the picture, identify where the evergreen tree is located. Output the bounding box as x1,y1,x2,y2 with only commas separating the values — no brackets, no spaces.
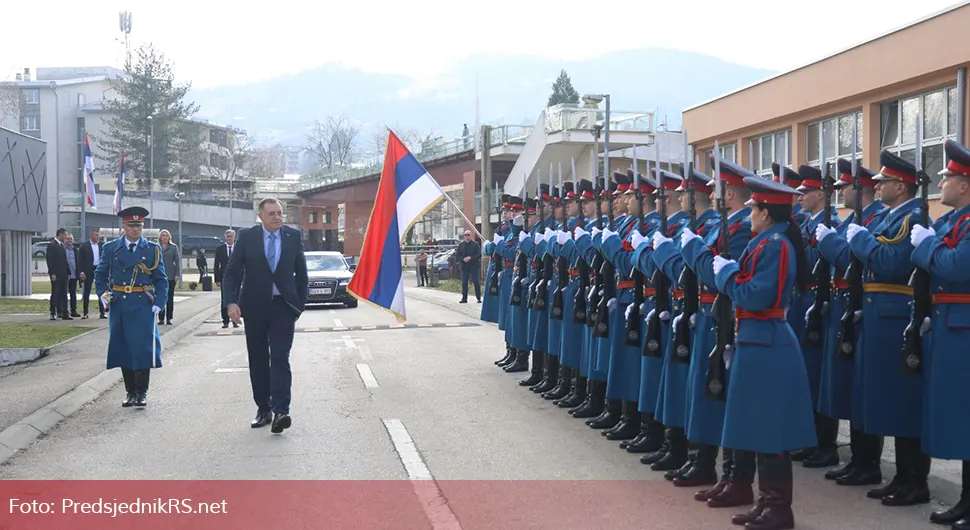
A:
97,44,200,191
547,69,579,107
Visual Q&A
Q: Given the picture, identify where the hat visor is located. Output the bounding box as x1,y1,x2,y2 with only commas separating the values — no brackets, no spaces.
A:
795,184,819,192
744,197,758,207
872,173,898,182
938,168,960,177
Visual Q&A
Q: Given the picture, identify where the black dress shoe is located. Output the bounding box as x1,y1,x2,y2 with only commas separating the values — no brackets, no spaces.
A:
954,517,970,530
836,467,882,486
803,448,840,468
251,411,272,428
271,413,292,434
731,497,764,525
122,392,135,407
931,497,970,525
673,463,719,488
882,482,930,506
708,481,755,508
695,478,729,502
745,505,794,530
665,459,694,481
867,477,902,499
825,461,855,480
134,392,147,407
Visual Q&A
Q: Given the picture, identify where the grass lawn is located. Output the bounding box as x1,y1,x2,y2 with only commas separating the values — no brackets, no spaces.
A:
0,298,50,314
30,278,215,294
434,279,463,294
0,324,95,348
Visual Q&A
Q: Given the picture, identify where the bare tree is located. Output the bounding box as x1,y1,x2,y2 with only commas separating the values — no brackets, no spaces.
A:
246,144,287,179
369,127,437,158
0,86,21,128
305,115,361,172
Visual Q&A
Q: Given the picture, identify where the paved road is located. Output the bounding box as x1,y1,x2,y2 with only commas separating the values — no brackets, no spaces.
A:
0,283,952,529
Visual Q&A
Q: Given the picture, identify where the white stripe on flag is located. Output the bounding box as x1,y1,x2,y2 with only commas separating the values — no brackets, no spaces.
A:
395,173,444,241
390,277,406,318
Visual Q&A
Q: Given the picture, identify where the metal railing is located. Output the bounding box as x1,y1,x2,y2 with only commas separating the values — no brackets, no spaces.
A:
543,103,654,135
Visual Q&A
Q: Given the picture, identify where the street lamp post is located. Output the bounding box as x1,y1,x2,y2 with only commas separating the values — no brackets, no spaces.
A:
175,191,185,290
582,93,611,181
148,114,154,228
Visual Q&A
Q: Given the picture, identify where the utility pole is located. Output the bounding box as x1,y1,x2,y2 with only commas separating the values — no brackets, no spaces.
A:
479,124,492,241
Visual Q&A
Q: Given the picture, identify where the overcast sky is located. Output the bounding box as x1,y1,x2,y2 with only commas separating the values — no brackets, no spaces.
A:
1,0,961,89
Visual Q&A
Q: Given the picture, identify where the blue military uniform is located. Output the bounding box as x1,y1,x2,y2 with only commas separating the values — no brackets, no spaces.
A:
814,160,888,487
711,176,816,530
846,149,931,506
480,213,509,325
504,196,537,371
494,197,524,369
910,139,970,529
94,206,169,408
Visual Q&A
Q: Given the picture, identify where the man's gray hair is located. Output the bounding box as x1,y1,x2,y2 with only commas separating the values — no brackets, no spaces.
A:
225,229,236,236
258,198,283,212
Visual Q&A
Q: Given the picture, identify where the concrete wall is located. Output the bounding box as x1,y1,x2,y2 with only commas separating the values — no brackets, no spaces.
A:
0,231,33,296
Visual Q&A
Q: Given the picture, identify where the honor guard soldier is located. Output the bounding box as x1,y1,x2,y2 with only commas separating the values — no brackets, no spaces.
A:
845,149,931,507
700,175,816,530
94,206,169,408
481,196,510,328
814,160,887,487
909,139,970,529
494,195,521,368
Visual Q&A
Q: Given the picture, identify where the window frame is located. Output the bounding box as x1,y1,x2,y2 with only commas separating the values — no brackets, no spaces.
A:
752,130,793,178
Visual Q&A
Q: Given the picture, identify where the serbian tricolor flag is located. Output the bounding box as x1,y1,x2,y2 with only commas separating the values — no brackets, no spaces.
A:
347,130,446,321
83,133,96,208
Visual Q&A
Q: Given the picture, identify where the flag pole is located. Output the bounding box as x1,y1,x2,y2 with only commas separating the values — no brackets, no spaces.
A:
437,188,486,242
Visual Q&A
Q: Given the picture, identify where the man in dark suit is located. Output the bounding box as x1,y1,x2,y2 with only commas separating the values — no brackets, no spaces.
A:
77,228,106,319
45,228,70,320
222,198,308,434
456,230,482,303
213,228,237,328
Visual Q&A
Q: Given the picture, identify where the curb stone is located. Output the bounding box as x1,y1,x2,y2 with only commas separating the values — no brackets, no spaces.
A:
0,302,220,466
0,324,102,367
408,285,964,510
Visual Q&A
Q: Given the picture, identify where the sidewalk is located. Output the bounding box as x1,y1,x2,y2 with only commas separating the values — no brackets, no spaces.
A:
0,292,221,436
402,273,965,508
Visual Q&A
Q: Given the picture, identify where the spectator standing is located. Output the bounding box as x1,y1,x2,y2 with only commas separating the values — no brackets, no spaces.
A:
78,228,105,319
157,229,181,325
45,228,70,320
64,233,80,317
417,251,429,286
213,229,237,328
455,230,481,303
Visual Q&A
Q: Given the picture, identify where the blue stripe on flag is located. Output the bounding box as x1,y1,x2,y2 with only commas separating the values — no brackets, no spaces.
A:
368,215,403,308
393,152,431,200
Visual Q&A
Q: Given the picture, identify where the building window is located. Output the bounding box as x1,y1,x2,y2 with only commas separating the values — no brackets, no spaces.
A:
806,111,862,206
21,116,39,131
22,89,39,105
880,86,958,196
309,211,318,224
702,143,737,174
324,211,332,224
750,130,792,178
77,94,85,107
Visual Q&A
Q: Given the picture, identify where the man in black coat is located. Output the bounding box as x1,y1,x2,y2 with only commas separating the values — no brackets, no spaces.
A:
455,229,482,303
77,228,105,319
213,229,237,328
45,228,70,320
222,198,308,434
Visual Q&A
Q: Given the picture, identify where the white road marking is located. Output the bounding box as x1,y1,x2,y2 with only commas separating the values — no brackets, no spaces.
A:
382,419,462,530
355,363,379,388
333,318,344,327
214,367,248,373
342,335,358,350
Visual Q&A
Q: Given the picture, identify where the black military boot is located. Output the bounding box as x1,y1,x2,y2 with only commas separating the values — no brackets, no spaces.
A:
651,427,689,471
572,381,605,418
803,413,840,468
134,369,149,407
542,366,571,400
674,443,719,487
838,432,883,486
665,453,696,481
710,449,756,509
954,518,970,530
498,347,518,368
744,453,795,530
696,447,732,502
882,437,930,507
519,350,544,387
606,401,641,440
533,355,558,392
931,461,970,525
626,413,665,453
121,368,136,407
495,345,514,365
827,427,861,480
587,398,622,429
503,349,529,373
555,370,583,406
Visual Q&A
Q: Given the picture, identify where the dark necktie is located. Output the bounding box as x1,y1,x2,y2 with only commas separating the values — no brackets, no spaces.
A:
128,243,135,253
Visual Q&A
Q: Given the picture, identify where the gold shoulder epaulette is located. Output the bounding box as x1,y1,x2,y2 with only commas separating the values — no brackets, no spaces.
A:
876,214,911,245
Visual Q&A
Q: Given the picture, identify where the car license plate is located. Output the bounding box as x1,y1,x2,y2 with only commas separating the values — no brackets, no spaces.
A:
310,288,332,295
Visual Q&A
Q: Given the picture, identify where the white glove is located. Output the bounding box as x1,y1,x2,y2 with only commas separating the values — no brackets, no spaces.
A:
573,227,589,240
853,310,862,324
151,305,162,315
910,224,933,248
846,223,864,243
815,224,835,243
543,228,555,241
602,227,618,241
659,310,671,321
512,214,524,227
557,230,570,245
607,297,616,311
640,302,647,313
680,227,699,247
591,227,602,238
625,302,639,320
920,316,931,336
652,231,671,250
492,233,502,245
100,293,111,308
519,231,531,242
630,231,648,249
645,308,655,323
673,313,697,329
713,255,735,275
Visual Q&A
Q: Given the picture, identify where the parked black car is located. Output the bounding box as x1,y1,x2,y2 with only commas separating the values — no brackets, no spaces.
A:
305,251,357,308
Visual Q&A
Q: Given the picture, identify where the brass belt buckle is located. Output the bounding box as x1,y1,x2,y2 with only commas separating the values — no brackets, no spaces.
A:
124,285,132,294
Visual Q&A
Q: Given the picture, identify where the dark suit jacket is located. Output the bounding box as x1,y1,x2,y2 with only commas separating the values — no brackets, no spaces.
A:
45,239,68,278
221,224,308,319
77,240,103,278
456,240,481,268
213,243,231,283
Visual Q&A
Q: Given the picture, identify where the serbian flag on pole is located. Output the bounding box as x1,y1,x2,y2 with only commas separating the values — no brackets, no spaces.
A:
113,152,125,215
347,129,446,322
83,133,96,208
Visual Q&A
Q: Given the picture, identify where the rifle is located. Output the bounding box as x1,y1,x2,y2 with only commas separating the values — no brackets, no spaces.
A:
804,163,832,349
593,173,616,338
626,153,645,346
573,163,590,324
644,148,669,357
705,142,732,401
838,124,862,358
902,118,929,374
537,168,557,312
673,135,696,364
552,168,568,320
509,187,528,307
527,171,544,309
